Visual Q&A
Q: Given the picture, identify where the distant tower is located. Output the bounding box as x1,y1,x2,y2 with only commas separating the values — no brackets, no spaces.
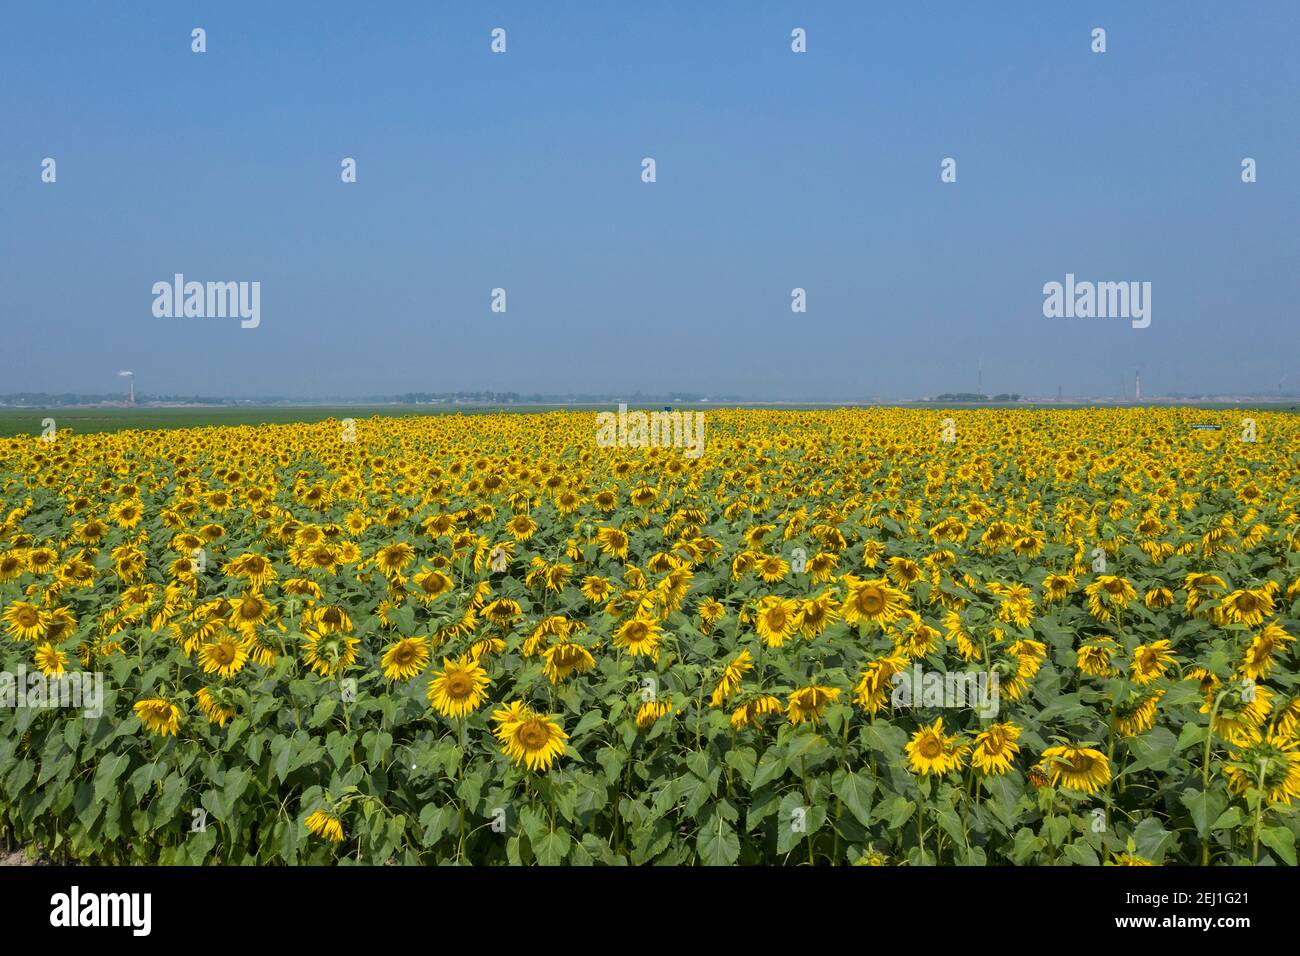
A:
118,370,135,404
978,358,983,396
1134,368,1141,402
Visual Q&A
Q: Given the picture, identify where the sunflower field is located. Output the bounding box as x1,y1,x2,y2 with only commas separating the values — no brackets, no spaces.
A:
1,407,1299,866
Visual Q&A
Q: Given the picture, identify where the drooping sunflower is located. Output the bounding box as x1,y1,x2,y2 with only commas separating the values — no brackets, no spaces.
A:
1084,575,1136,622
196,686,237,727
481,597,522,628
134,697,182,737
1113,690,1164,736
301,630,360,678
729,694,783,729
381,637,431,680
542,641,596,683
853,653,909,715
0,551,26,583
411,568,454,604
228,592,273,633
427,655,491,718
305,809,345,843
1041,744,1111,794
1219,587,1275,628
710,649,754,707
1223,730,1300,805
1076,638,1120,678
636,699,673,730
1130,640,1176,685
786,685,840,725
970,722,1022,775
1239,623,1294,681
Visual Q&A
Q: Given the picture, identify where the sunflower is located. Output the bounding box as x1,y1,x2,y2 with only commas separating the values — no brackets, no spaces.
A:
595,526,630,559
1076,638,1120,677
494,511,535,541
542,641,596,683
710,650,754,707
374,542,416,579
1211,683,1273,745
786,685,840,725
199,632,250,679
1130,640,1176,685
1041,573,1075,605
134,697,182,737
796,592,839,638
481,597,522,627
34,642,68,677
581,575,614,603
1220,587,1275,628
0,551,26,582
306,604,353,635
636,699,673,730
301,630,360,678
970,722,1021,775
1143,586,1173,609
1223,731,1300,805
1041,744,1111,794
305,809,345,843
196,686,237,727
3,601,46,641
697,596,726,632
840,577,908,626
612,617,662,658
1113,691,1164,736
755,554,788,583
229,592,272,633
381,637,431,680
496,707,568,771
427,655,491,718
853,654,909,715
729,694,783,729
1240,623,1294,681
906,718,966,776
755,596,799,648
1084,575,1136,621
411,569,454,604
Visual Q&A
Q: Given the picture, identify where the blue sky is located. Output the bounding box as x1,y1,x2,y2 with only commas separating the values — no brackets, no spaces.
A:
2,1,1297,400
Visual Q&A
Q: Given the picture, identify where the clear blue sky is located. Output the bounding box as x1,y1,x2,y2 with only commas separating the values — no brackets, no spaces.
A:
2,1,1297,400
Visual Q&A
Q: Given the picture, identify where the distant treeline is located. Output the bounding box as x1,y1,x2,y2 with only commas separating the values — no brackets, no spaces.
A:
395,391,723,405
932,393,1022,402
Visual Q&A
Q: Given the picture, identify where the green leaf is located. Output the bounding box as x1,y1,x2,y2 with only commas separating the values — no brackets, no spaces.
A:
697,813,740,865
832,769,875,827
1261,826,1297,865
532,829,571,865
